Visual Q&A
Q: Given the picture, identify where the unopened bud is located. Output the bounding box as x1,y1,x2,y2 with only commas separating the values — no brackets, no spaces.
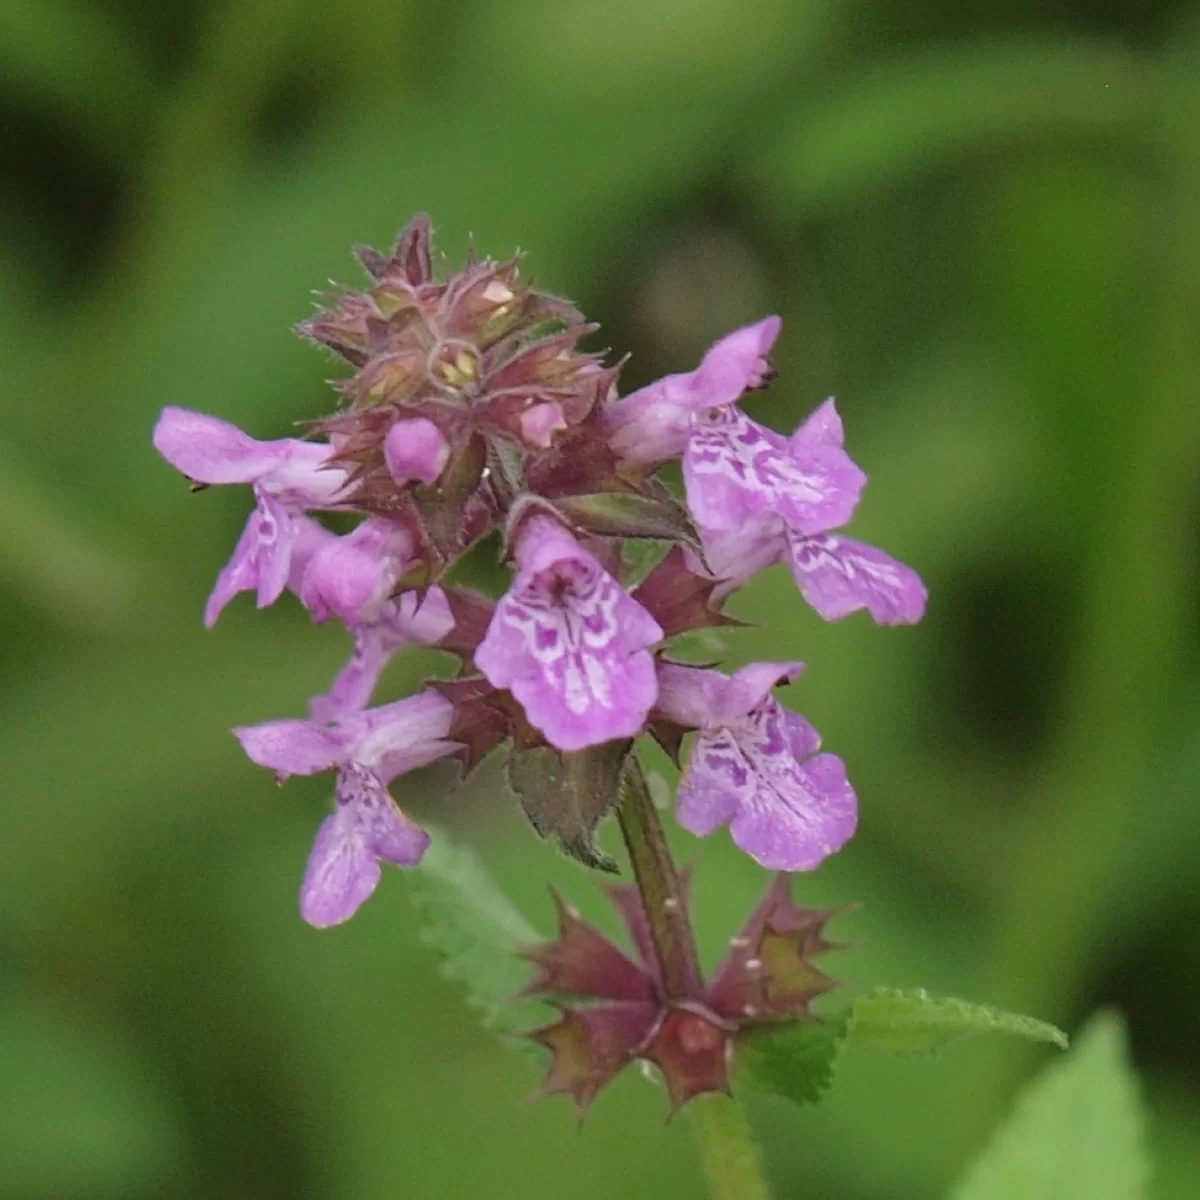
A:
383,418,451,486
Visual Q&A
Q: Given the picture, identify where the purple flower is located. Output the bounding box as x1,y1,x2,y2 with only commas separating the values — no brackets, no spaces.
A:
475,517,663,751
308,588,455,722
695,401,927,625
153,407,348,627
682,404,865,536
605,316,782,464
298,516,415,626
234,692,457,927
383,417,451,486
655,661,856,871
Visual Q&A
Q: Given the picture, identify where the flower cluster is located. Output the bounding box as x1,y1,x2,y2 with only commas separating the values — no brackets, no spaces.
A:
153,214,925,929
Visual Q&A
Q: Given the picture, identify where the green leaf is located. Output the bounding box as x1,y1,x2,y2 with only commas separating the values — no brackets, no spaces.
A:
405,829,547,1042
736,987,1066,1110
506,741,631,871
949,1014,1147,1200
736,1015,849,1107
849,987,1068,1055
555,491,702,551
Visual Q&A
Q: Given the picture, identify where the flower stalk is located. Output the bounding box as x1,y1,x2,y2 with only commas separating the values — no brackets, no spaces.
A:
688,1092,773,1200
615,756,702,1001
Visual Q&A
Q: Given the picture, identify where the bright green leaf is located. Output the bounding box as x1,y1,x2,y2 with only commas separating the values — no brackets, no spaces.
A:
849,987,1068,1055
949,1014,1147,1200
736,1015,848,1108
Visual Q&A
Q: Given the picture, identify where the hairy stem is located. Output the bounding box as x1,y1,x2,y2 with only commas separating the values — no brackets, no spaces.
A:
688,1093,773,1200
615,756,703,1001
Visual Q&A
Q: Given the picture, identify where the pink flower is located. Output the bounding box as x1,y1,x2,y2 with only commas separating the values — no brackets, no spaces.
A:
475,517,663,751
604,317,782,464
308,588,455,722
655,661,857,871
234,692,456,927
696,401,927,625
153,407,348,627
298,516,415,626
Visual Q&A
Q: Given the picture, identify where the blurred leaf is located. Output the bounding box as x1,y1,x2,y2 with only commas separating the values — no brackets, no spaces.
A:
0,0,153,160
751,39,1151,215
949,1014,1146,1200
737,1014,848,1107
0,988,185,1197
406,828,547,1043
0,439,142,629
850,988,1068,1055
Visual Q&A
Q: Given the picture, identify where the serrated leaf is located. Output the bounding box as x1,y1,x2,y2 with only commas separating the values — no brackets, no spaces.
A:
736,1015,848,1107
404,828,546,1043
849,987,1068,1056
555,492,702,551
507,740,631,871
949,1014,1147,1200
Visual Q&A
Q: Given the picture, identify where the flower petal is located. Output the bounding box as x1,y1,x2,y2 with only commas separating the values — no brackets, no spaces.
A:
308,624,395,723
676,700,849,870
786,533,927,625
251,491,295,609
299,807,382,928
789,398,844,450
153,407,287,484
298,766,430,928
605,316,781,464
339,762,431,866
694,515,785,596
261,443,348,509
478,524,662,751
729,749,856,871
201,491,297,627
308,589,455,723
203,509,264,628
654,662,733,730
712,661,804,726
391,586,455,644
685,315,781,407
300,517,414,624
233,719,342,777
684,407,865,536
510,641,658,751
347,690,457,780
675,729,745,836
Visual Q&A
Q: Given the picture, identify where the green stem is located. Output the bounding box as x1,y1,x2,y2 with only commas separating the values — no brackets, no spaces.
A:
615,756,703,1000
616,758,774,1200
688,1093,773,1200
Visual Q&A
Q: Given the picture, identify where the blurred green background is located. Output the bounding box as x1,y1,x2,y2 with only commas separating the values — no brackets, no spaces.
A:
2,0,1199,1197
